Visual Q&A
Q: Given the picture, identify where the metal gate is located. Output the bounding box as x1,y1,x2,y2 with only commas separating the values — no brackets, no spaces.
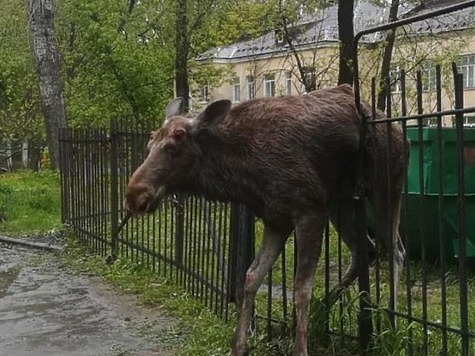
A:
351,1,475,354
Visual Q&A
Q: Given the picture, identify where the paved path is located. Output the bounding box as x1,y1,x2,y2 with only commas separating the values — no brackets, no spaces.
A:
0,242,178,356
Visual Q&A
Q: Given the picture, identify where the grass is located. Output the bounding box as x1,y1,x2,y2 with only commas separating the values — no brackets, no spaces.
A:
0,170,62,235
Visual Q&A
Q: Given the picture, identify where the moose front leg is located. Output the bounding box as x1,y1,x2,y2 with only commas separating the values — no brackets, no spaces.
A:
232,224,291,355
293,212,326,356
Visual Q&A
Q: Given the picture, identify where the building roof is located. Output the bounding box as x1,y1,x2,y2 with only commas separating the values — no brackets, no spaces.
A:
197,0,475,63
404,0,475,35
197,1,388,62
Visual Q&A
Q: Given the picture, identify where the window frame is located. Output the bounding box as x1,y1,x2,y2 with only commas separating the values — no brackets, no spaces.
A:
246,75,255,100
421,61,437,92
232,76,241,103
458,55,475,89
263,73,276,98
286,72,292,95
200,84,210,103
390,65,402,94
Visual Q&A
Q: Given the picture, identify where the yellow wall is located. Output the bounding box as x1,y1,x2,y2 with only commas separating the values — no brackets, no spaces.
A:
197,28,475,127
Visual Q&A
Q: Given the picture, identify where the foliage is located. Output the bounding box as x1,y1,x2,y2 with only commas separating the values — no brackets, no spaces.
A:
56,0,175,128
0,0,43,141
0,170,61,235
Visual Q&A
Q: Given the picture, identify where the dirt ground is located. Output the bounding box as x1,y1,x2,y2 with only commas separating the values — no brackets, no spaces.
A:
0,240,180,356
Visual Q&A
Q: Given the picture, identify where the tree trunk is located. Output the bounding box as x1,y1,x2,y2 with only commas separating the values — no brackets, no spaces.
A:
29,0,67,170
175,0,190,112
377,0,400,111
337,0,355,86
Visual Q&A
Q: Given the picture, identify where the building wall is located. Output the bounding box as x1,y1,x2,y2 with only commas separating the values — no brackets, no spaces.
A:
196,28,475,126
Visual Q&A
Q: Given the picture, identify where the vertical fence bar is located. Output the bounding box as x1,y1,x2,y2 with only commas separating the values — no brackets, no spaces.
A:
400,68,414,356
228,203,239,303
385,75,396,327
266,267,273,340
223,203,231,320
356,78,372,352
80,129,86,242
337,202,343,345
416,70,429,356
435,64,448,356
175,194,185,268
324,222,330,336
72,130,78,238
110,121,119,260
218,202,226,315
281,246,288,335
203,201,211,304
453,65,469,356
58,129,67,223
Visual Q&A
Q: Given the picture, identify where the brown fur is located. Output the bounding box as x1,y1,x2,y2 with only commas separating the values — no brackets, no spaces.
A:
124,84,406,356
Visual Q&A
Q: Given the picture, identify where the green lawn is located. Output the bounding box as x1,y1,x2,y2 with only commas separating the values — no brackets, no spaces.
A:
0,170,62,235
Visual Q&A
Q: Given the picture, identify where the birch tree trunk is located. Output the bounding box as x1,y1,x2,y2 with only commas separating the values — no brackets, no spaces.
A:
29,0,66,170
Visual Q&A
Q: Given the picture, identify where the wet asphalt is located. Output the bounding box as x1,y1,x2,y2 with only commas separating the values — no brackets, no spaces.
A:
0,242,178,356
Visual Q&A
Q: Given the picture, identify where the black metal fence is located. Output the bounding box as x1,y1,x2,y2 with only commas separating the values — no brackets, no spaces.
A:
59,2,475,355
59,122,289,330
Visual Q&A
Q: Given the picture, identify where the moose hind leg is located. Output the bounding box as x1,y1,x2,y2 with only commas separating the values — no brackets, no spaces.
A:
372,188,405,313
326,199,374,307
231,223,291,356
293,212,327,356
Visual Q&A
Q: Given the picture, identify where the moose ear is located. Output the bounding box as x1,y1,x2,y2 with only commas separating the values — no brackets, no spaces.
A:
195,99,232,128
165,97,185,120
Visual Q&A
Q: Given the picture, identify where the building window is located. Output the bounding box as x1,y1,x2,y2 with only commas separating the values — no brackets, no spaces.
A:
246,75,255,100
301,66,316,93
200,84,209,103
286,72,292,95
264,73,276,97
390,66,402,93
458,55,475,89
422,61,436,92
231,77,241,103
464,115,475,127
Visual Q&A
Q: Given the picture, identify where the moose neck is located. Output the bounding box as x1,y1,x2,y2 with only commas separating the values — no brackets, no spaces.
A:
178,126,264,213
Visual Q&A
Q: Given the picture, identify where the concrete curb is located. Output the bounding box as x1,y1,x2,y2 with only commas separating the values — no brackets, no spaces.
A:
0,236,62,253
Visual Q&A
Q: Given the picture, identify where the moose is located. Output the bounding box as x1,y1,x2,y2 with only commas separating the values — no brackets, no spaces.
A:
124,84,406,356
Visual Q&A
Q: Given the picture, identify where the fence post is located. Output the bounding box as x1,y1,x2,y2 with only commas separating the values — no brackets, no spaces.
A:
110,120,119,260
228,203,254,307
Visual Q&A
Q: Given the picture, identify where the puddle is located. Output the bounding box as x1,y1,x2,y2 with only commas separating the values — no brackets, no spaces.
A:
0,265,21,298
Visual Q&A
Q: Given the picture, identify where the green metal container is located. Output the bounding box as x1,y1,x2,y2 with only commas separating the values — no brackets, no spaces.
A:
403,127,475,263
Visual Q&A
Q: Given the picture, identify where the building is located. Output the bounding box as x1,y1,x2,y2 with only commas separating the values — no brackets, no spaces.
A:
194,0,475,125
